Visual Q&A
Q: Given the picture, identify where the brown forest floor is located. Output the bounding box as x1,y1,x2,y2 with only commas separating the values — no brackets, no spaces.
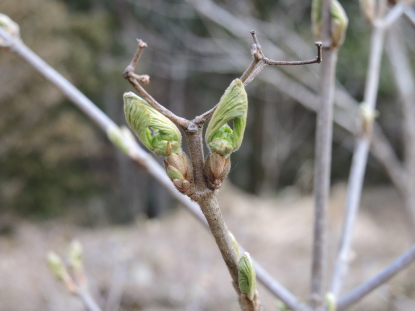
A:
0,183,414,311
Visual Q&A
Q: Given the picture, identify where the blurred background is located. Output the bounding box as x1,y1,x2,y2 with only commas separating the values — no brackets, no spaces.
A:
1,0,415,310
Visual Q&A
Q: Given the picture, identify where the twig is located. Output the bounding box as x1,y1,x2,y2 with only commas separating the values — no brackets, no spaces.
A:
310,0,335,308
241,31,322,86
329,3,405,298
337,244,415,311
123,40,191,129
386,26,415,231
78,288,103,311
404,7,415,27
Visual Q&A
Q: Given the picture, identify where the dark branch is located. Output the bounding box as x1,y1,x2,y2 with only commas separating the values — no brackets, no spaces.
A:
241,31,323,86
123,39,191,129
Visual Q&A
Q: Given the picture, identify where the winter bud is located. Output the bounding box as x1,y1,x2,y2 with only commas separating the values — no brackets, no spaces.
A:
164,152,194,195
124,92,182,157
325,292,337,311
205,79,248,157
203,153,231,190
360,103,379,136
238,252,257,301
0,14,20,47
68,240,83,271
312,0,348,49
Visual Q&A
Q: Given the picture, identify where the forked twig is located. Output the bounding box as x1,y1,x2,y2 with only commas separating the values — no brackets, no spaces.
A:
241,31,322,86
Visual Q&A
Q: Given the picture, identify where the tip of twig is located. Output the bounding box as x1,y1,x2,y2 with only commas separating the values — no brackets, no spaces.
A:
315,41,323,47
136,39,148,48
250,30,256,35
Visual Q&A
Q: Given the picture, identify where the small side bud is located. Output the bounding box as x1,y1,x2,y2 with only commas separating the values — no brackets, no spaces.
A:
325,292,337,311
68,240,83,271
124,92,182,157
229,231,241,259
47,251,76,293
205,79,248,157
238,252,257,301
0,14,20,47
312,0,348,49
360,103,379,136
164,152,194,195
203,153,231,190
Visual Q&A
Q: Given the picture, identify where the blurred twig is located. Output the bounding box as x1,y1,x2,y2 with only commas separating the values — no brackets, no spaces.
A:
330,3,406,299
0,26,308,311
337,244,415,311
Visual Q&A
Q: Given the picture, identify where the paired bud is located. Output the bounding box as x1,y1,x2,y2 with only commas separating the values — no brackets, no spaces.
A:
238,252,257,301
0,14,20,47
124,92,182,157
47,251,76,293
204,79,247,189
312,0,349,49
164,152,194,195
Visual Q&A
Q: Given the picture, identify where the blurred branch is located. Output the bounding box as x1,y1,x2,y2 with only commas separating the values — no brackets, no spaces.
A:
386,26,415,230
0,26,307,311
310,0,336,308
337,244,415,311
329,3,406,299
404,7,415,27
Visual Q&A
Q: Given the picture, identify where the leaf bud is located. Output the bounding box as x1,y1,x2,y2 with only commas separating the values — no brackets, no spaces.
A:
164,152,194,195
205,79,247,157
124,92,182,157
0,14,20,47
312,0,349,49
325,292,337,311
359,0,375,24
238,252,257,301
68,240,83,271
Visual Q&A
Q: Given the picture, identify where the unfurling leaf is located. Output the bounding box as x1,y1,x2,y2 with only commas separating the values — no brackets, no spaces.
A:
124,92,182,157
312,0,348,49
238,252,257,301
205,79,248,157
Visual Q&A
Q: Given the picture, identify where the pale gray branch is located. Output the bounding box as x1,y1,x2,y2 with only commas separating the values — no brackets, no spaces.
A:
337,244,415,311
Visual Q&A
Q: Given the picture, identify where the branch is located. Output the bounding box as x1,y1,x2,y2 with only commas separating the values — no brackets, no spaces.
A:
0,27,305,310
240,31,322,86
329,3,405,298
123,39,191,129
404,7,415,27
337,244,415,311
310,0,335,308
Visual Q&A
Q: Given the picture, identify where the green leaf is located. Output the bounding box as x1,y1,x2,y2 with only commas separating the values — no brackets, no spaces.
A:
238,252,256,300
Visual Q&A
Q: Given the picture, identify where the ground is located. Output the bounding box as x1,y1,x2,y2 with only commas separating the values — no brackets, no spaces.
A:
0,183,414,311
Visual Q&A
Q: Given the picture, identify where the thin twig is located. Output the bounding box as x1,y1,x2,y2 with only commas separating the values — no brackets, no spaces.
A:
329,3,404,297
241,32,322,86
404,7,415,27
77,288,103,311
310,0,335,308
386,26,415,232
337,244,415,311
123,40,191,129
